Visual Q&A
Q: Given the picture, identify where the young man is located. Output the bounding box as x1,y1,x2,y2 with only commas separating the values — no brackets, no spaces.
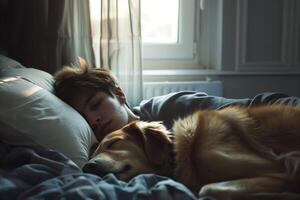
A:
54,59,300,143
54,59,139,142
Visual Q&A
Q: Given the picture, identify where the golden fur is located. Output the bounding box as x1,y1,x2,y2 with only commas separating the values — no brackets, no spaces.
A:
84,104,300,199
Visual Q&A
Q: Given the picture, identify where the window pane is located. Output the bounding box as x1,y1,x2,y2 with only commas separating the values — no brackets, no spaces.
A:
141,0,179,44
89,0,100,41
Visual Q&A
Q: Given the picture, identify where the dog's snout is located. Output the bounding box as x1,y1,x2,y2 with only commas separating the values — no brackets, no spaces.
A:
83,158,133,180
119,163,131,174
83,161,110,177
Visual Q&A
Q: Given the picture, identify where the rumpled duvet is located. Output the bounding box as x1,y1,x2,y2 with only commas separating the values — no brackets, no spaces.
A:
0,141,210,200
2,92,300,200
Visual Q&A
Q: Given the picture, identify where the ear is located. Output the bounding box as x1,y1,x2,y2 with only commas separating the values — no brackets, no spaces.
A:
125,121,172,165
78,56,87,67
135,121,172,165
114,87,126,104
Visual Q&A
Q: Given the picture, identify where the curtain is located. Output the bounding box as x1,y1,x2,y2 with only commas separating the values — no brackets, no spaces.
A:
8,0,94,74
90,0,143,107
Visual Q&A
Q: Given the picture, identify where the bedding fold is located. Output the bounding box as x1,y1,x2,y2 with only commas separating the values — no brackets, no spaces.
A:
0,141,201,200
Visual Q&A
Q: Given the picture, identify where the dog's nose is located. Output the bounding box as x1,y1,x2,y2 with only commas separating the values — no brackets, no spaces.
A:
83,161,110,177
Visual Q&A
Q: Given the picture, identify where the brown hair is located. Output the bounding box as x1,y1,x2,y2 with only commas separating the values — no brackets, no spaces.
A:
54,58,120,105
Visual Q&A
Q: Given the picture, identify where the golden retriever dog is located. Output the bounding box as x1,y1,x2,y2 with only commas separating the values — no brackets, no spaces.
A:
83,104,300,199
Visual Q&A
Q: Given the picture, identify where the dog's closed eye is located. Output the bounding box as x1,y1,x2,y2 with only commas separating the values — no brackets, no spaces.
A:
100,137,126,151
91,137,123,157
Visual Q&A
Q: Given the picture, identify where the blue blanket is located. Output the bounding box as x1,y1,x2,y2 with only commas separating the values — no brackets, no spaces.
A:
0,141,209,200
2,92,300,200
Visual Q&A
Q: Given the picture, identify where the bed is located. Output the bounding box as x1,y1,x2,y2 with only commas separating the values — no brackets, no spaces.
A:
1,54,300,200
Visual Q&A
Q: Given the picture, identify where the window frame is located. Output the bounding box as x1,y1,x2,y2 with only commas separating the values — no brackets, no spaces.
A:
142,0,196,60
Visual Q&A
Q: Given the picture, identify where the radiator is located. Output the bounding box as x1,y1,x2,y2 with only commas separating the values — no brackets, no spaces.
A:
143,81,223,99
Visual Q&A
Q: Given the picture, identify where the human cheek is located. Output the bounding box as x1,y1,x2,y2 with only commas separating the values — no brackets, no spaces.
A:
86,110,102,126
114,107,129,127
105,104,126,130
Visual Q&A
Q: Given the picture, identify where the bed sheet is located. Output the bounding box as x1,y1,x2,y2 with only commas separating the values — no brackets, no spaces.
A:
0,141,209,200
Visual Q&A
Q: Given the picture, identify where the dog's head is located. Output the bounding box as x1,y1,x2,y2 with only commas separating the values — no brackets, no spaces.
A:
83,120,172,181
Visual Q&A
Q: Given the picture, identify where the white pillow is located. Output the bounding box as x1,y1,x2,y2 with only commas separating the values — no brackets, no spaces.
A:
0,77,97,168
0,54,54,92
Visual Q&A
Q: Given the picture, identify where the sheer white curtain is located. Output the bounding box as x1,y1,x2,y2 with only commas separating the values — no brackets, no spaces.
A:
90,0,143,107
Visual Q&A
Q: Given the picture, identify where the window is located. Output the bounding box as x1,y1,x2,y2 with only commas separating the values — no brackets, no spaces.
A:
89,0,197,63
142,0,196,60
141,0,179,44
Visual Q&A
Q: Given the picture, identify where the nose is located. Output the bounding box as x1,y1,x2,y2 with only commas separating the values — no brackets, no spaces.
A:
83,159,132,180
91,116,101,131
83,160,110,177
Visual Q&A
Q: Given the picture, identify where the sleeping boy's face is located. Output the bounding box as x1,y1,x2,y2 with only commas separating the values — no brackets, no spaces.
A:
70,87,130,142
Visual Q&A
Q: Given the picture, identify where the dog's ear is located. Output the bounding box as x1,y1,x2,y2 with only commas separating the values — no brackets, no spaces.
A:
126,121,172,165
143,122,172,165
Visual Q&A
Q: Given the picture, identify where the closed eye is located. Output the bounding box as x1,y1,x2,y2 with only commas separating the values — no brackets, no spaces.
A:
90,98,103,110
102,138,122,150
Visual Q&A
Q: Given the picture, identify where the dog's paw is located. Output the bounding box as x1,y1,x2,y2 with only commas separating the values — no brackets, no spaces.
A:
199,184,257,200
198,184,238,200
198,185,216,197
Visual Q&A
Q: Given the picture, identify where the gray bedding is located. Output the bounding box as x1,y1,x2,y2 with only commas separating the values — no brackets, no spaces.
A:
1,92,300,200
0,141,202,200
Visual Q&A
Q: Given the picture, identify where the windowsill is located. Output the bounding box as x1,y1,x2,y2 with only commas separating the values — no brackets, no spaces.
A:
143,69,300,76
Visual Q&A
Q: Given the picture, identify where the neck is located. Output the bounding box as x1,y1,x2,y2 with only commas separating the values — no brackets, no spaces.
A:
125,105,140,122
